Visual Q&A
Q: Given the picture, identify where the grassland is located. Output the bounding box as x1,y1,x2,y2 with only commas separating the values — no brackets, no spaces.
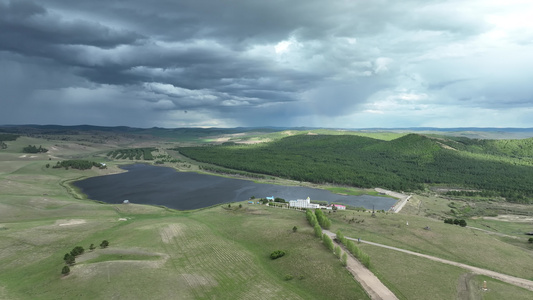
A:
1,128,533,299
0,138,369,299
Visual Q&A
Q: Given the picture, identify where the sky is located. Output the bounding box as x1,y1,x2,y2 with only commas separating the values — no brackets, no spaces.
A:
1,0,533,128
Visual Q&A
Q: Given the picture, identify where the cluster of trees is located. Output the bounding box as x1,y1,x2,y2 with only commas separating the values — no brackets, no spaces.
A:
270,250,286,259
0,133,19,149
306,209,327,228
22,145,48,153
52,160,106,170
107,148,156,160
314,209,332,229
444,218,467,227
335,231,370,268
306,209,323,238
179,134,533,203
61,240,109,276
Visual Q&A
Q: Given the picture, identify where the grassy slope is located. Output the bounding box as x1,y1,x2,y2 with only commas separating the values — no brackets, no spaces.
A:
328,203,533,280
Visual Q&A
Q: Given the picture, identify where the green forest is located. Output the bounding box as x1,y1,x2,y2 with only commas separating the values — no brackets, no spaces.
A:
178,134,533,203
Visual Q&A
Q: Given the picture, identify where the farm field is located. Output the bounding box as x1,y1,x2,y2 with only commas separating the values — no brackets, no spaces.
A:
1,128,533,299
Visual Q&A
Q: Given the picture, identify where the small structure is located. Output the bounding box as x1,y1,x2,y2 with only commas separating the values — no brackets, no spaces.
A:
123,200,129,204
288,197,319,209
331,204,346,210
248,201,254,204
266,196,275,201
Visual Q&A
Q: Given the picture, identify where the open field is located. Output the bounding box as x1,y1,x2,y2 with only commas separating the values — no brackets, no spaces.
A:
0,139,369,299
328,200,533,280
1,130,533,299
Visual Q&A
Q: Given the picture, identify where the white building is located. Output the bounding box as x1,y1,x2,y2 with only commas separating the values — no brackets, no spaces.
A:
289,197,320,209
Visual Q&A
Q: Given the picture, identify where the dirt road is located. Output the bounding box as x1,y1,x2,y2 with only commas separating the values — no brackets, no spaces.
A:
339,234,533,292
323,230,399,300
375,188,410,213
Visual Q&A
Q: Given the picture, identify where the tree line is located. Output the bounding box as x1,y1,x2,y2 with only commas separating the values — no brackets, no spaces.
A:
52,160,106,170
178,134,533,203
107,148,156,160
0,134,19,149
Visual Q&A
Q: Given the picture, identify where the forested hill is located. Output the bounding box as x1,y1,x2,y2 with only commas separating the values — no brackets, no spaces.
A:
179,134,533,203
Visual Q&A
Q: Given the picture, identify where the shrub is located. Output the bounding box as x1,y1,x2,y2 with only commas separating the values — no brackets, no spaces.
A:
284,274,293,281
61,266,70,275
270,250,286,260
292,226,297,232
70,246,84,257
528,238,533,244
100,240,109,248
64,254,75,265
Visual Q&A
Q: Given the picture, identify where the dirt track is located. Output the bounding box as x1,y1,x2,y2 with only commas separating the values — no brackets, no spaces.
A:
340,234,533,292
324,230,399,300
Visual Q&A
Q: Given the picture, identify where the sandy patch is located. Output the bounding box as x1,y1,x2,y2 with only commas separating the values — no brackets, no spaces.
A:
118,218,127,221
483,214,533,223
18,155,27,158
160,223,185,243
57,219,87,226
214,137,230,142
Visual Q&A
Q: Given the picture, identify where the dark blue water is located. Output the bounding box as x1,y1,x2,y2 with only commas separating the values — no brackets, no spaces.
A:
74,164,397,210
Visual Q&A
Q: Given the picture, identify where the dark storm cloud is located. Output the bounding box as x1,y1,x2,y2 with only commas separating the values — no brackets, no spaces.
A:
0,1,142,51
1,0,533,127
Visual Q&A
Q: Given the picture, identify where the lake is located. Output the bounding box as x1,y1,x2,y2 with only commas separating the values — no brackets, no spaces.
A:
74,164,397,210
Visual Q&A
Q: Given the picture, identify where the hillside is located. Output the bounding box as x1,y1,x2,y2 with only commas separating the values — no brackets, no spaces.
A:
179,134,533,203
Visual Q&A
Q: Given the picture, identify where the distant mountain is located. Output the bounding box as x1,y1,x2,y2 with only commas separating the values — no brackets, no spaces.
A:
1,124,533,139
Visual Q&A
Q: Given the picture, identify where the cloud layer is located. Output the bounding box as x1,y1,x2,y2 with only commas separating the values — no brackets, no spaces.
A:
1,0,533,128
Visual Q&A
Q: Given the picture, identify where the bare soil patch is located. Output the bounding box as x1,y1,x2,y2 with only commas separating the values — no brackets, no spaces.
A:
160,223,185,244
483,215,533,223
57,219,87,226
235,139,271,144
